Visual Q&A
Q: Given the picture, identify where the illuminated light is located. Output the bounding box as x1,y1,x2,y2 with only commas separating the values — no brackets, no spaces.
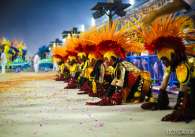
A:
80,24,85,32
53,43,56,48
107,0,114,3
129,0,135,5
63,38,67,43
91,17,96,27
67,33,71,39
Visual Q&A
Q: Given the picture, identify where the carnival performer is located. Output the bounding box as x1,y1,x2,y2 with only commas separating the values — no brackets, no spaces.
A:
89,53,117,98
1,48,7,74
0,38,10,74
87,56,152,106
52,46,67,81
65,54,79,89
139,15,195,122
76,52,87,79
56,60,66,81
64,52,87,89
86,22,152,105
77,52,98,95
33,53,40,73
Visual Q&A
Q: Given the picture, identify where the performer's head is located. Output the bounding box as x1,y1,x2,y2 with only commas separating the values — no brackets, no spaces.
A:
88,53,96,66
152,36,187,70
57,59,63,66
142,15,190,70
103,51,117,66
77,52,87,63
68,56,77,65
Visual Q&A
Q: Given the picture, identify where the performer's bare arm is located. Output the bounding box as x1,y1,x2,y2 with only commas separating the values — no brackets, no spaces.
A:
99,64,105,84
160,66,171,91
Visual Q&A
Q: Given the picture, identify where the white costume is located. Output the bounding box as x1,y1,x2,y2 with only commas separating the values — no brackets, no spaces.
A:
1,52,7,74
33,54,40,73
53,62,58,72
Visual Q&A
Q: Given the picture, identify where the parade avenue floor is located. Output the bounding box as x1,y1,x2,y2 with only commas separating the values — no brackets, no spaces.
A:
0,72,194,137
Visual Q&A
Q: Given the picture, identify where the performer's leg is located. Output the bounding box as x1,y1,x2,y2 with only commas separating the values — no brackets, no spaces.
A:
162,79,195,122
105,85,116,97
2,64,6,74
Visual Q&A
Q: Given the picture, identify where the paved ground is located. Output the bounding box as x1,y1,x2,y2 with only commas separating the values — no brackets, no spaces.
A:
0,72,194,137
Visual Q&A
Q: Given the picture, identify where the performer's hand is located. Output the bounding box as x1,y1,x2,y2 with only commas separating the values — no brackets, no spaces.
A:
157,89,169,109
162,110,194,123
159,88,167,93
103,82,109,86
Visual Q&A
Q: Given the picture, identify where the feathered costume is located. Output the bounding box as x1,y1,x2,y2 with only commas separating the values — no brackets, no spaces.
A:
52,46,69,81
136,15,195,122
0,38,27,66
52,21,152,105
85,22,152,105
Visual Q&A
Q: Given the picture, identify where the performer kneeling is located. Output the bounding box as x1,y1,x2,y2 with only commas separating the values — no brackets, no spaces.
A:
87,57,152,106
140,15,195,122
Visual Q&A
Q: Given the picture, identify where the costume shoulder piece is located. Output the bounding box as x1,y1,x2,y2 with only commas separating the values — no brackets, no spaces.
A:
120,61,140,73
176,63,191,85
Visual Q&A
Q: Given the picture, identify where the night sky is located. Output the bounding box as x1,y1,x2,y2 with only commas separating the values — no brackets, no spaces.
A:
0,0,101,55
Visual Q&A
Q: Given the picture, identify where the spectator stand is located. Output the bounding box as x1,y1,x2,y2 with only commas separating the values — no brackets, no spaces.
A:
126,55,178,87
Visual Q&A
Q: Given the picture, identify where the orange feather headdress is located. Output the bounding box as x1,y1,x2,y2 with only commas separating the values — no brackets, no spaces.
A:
52,46,68,60
85,21,144,59
137,15,192,54
52,20,146,61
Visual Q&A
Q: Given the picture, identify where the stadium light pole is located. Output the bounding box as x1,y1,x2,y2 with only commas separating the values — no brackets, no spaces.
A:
91,0,131,27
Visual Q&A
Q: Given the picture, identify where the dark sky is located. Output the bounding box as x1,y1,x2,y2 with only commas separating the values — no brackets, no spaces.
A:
0,0,100,55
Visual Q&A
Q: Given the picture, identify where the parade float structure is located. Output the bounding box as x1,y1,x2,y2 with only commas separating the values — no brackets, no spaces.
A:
37,45,52,71
37,39,63,71
0,38,30,72
11,40,30,72
91,0,131,27
91,0,195,86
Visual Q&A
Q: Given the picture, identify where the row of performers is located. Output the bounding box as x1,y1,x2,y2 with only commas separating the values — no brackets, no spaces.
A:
56,51,152,104
53,15,195,123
